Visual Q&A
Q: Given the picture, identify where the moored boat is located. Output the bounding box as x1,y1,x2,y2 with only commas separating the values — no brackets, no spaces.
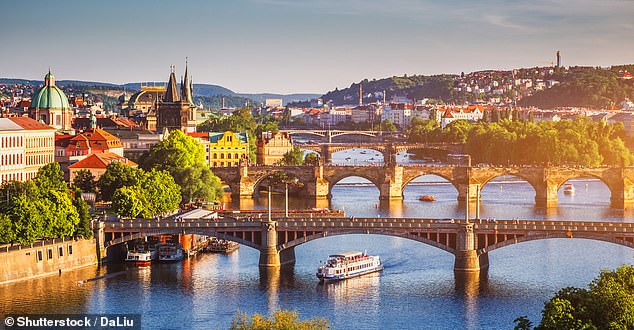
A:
419,195,436,202
317,251,383,282
204,237,240,253
563,183,575,195
158,243,184,262
125,242,158,266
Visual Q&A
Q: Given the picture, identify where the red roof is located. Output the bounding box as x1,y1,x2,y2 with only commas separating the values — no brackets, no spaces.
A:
8,117,56,130
69,152,137,169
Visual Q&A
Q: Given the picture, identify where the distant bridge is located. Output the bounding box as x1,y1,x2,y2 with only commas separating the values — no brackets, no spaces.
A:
296,142,463,163
95,218,634,273
279,129,388,142
212,164,634,208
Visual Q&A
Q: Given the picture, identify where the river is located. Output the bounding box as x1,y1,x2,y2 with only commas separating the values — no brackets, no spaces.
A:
1,149,632,329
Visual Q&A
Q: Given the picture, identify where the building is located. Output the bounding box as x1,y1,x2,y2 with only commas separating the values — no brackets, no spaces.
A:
0,117,56,184
157,62,197,133
68,152,138,181
28,70,72,131
265,98,283,107
207,131,249,167
256,132,293,165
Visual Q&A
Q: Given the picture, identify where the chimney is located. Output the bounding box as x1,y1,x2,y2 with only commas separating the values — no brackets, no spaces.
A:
222,97,225,108
556,51,561,68
359,82,363,106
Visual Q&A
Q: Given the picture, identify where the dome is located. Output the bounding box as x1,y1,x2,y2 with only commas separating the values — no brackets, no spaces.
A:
29,70,71,110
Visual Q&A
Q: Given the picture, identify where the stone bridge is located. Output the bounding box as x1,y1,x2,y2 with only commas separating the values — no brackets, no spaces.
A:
94,218,634,273
297,142,464,163
212,164,634,208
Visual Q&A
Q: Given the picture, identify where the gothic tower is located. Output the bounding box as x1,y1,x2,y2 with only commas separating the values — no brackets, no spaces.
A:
156,61,197,133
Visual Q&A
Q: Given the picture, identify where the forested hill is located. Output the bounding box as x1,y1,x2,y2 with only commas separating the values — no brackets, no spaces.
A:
321,74,460,106
518,65,634,108
320,64,634,108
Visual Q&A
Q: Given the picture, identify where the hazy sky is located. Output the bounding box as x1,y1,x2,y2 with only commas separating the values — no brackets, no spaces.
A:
2,0,634,94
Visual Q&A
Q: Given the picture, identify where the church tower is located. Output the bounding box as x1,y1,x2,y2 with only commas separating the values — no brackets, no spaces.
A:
156,61,197,133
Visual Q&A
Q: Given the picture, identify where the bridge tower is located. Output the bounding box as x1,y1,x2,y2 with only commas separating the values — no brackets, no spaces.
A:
379,164,404,200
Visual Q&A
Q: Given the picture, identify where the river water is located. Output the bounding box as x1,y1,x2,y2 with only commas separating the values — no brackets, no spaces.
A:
1,150,633,329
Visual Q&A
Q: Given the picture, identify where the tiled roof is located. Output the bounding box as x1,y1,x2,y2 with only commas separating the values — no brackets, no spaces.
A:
0,117,56,131
69,152,137,169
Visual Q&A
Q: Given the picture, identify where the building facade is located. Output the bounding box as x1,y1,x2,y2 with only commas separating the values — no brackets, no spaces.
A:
68,152,138,181
207,131,249,167
0,117,56,184
256,132,293,165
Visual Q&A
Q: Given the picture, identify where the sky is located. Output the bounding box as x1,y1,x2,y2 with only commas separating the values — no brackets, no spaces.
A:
2,0,634,94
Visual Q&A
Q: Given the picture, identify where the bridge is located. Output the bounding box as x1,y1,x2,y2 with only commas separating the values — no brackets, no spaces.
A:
212,164,634,208
94,217,634,273
279,129,389,143
297,142,463,163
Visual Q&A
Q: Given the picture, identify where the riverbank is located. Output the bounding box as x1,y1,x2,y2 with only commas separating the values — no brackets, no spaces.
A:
0,238,97,285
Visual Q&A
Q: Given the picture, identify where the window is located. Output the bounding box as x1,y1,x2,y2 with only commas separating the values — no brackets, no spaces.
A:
68,245,73,255
59,246,64,257
47,249,53,259
37,250,43,262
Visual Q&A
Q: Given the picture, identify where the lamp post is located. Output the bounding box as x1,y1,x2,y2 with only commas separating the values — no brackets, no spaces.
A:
285,182,289,218
268,185,272,221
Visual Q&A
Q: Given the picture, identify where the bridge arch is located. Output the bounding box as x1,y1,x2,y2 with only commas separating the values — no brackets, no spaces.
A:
480,233,634,254
279,229,457,255
401,173,460,195
554,174,611,196
478,173,539,194
326,174,382,198
104,229,262,251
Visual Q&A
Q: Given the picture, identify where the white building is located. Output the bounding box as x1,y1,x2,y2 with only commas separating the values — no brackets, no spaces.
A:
0,117,56,184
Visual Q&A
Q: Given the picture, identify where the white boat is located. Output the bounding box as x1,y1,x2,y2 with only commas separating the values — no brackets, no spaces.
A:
316,251,383,282
563,183,575,195
158,243,184,262
125,242,158,266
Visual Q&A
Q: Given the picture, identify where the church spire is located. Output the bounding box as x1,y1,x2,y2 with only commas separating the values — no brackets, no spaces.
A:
182,58,194,105
164,65,180,102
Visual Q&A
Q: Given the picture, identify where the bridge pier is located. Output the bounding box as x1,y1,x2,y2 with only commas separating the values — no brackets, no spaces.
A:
259,220,295,267
379,165,403,200
609,179,634,209
454,223,488,273
535,181,558,207
456,183,481,203
92,221,107,263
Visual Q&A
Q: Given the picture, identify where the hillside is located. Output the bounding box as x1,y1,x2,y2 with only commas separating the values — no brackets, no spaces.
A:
319,64,634,109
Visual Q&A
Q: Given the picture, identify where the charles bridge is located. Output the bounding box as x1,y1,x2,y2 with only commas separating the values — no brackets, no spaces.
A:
94,217,634,273
297,142,463,163
212,164,634,209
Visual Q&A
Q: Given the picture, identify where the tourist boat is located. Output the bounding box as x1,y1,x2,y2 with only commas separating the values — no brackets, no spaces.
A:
204,237,240,253
125,242,158,266
563,183,575,195
316,251,383,282
158,243,184,262
419,195,436,202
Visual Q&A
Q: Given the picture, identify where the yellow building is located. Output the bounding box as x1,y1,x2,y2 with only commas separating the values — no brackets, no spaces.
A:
207,131,249,167
0,117,56,184
256,132,293,165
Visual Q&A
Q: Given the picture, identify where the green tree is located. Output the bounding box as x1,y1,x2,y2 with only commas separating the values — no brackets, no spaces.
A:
175,165,223,204
304,152,320,166
513,316,533,330
112,186,146,218
280,146,305,166
98,162,143,201
73,169,96,193
34,162,67,192
0,213,15,244
381,119,397,132
139,169,181,216
73,196,93,238
5,195,44,244
230,310,329,330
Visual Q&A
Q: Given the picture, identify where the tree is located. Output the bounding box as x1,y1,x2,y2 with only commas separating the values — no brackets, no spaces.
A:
280,146,305,166
230,310,329,330
518,265,634,329
0,213,15,244
139,169,181,216
304,152,320,166
513,316,533,330
381,119,397,132
73,196,92,238
34,162,67,192
112,186,146,218
73,169,96,193
98,162,143,201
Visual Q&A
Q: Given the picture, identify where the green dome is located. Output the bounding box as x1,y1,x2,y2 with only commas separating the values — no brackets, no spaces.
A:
29,71,71,110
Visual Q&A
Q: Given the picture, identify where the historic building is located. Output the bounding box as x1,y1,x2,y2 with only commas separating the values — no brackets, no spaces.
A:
256,132,293,165
157,63,197,133
68,152,137,181
28,70,72,131
0,117,56,184
207,131,249,167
